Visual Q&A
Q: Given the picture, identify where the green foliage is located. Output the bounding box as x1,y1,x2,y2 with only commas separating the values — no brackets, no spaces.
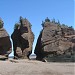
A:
57,20,60,25
14,23,20,30
0,21,3,28
62,24,66,26
20,16,23,21
57,24,61,27
62,24,68,28
41,21,45,27
45,17,50,22
41,17,50,27
41,18,71,30
69,26,73,29
52,18,55,23
29,22,32,28
57,20,61,28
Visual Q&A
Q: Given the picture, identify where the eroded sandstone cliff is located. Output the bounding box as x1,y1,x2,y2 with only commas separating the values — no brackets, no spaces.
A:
35,18,75,62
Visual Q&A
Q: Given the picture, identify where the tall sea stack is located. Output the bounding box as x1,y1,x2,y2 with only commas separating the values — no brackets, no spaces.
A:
0,18,12,60
11,17,34,59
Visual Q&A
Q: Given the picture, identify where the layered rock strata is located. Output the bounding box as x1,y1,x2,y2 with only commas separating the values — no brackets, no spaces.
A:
35,18,75,62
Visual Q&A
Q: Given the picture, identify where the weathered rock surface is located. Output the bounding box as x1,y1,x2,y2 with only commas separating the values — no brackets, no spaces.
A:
35,18,75,62
0,18,12,60
11,17,34,59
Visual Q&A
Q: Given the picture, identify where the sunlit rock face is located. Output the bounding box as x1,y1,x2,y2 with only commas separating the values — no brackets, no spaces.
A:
11,17,34,59
0,18,12,60
35,18,75,62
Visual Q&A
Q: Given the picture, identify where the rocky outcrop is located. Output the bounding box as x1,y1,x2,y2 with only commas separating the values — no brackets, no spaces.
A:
11,17,34,59
35,18,75,62
0,18,12,60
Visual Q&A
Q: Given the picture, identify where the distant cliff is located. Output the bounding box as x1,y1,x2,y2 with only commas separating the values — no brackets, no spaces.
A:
35,18,75,62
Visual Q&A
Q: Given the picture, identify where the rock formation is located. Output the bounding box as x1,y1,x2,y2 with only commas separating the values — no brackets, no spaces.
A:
11,17,34,59
35,18,75,62
0,18,12,60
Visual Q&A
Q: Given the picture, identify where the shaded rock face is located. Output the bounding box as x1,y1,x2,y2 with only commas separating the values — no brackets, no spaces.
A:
11,17,34,59
0,19,12,60
35,18,75,62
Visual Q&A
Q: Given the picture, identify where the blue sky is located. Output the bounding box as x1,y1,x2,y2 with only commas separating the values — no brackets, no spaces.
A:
0,0,74,56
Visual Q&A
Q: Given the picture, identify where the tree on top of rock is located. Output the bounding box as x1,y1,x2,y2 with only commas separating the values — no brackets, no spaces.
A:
52,18,55,23
41,21,45,27
14,23,20,30
0,18,4,28
45,17,50,22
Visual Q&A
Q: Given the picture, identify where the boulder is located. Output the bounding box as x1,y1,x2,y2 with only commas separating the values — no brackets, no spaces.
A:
0,18,12,60
35,18,75,62
11,17,34,59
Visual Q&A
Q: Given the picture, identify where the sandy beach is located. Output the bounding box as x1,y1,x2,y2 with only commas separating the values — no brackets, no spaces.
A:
0,59,75,75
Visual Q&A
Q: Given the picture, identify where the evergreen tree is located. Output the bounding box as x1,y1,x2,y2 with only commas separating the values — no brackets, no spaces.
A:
52,18,55,23
45,17,50,22
41,21,45,27
0,19,3,28
57,20,60,25
14,23,20,30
